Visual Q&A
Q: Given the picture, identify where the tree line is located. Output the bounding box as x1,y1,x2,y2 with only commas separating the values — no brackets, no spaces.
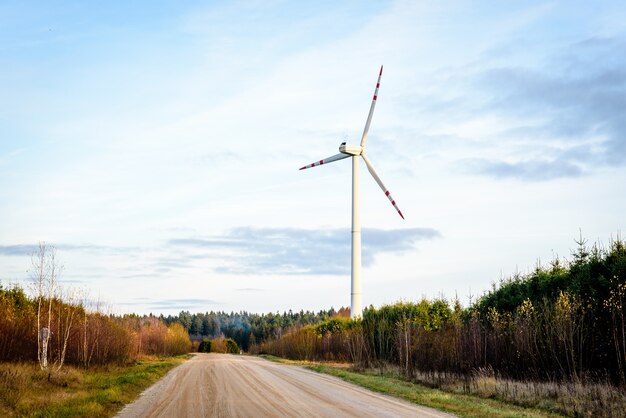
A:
0,284,191,366
251,237,626,384
159,307,350,351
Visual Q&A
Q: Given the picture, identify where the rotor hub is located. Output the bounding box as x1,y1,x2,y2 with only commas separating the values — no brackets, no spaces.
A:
339,143,363,156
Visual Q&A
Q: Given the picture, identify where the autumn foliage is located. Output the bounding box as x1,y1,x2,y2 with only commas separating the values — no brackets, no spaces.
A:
0,285,191,365
254,237,626,384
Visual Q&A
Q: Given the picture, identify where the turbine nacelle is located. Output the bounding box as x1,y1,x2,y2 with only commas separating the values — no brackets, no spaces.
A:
339,143,363,156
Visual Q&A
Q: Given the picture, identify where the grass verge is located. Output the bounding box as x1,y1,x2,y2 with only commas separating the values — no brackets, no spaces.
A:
0,355,189,417
257,355,563,418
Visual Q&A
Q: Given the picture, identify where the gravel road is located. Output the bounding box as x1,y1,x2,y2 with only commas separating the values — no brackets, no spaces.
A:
115,353,454,418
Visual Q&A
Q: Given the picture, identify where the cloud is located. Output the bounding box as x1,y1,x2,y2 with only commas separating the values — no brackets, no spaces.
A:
0,245,39,256
463,158,583,181
0,243,138,256
118,298,220,311
168,226,440,275
449,36,626,181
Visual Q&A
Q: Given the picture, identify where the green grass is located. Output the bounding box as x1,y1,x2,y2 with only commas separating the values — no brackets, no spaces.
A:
306,364,565,418
257,355,563,418
0,356,189,417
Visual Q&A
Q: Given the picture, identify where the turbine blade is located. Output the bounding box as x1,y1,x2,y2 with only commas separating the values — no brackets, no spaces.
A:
361,153,404,219
360,65,383,148
299,153,349,170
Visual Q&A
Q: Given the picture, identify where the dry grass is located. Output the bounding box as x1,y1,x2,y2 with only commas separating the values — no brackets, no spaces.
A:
259,355,557,417
385,366,626,418
261,355,626,418
0,356,188,417
0,363,85,415
469,369,626,418
306,363,563,418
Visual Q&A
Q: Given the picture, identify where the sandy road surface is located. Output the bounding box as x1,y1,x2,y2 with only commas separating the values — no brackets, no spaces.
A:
116,353,454,418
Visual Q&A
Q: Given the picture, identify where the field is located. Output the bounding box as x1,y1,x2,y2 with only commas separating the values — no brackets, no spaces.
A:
0,356,188,418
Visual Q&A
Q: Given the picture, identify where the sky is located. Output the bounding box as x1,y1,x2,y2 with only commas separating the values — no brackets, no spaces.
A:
1,0,625,315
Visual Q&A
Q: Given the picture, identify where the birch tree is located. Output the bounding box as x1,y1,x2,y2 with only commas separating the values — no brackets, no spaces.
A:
31,242,59,370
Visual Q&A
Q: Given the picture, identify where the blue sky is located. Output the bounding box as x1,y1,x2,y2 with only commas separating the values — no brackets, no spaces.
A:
1,1,625,314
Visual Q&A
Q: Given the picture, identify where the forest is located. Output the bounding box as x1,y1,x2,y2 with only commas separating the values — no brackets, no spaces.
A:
159,307,350,351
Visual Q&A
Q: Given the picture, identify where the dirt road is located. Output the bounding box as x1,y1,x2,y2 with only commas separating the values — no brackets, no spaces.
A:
116,353,454,418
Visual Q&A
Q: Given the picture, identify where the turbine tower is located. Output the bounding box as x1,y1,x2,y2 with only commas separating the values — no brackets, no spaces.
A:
299,66,404,319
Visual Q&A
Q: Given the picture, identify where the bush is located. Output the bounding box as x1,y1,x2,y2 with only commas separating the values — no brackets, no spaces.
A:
204,337,239,354
165,323,192,355
225,338,240,354
198,339,212,353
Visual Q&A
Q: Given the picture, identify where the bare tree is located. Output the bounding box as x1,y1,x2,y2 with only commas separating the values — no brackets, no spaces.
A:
32,243,47,369
31,242,60,370
78,288,91,367
55,286,79,371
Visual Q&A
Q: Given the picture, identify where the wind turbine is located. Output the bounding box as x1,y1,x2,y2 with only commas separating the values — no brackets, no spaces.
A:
299,66,404,319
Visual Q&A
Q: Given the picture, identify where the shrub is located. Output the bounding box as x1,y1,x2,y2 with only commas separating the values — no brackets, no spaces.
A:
165,323,191,355
198,339,212,353
225,338,240,354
